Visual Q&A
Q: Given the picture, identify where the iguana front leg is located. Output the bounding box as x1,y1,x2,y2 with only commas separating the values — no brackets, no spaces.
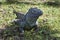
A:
19,27,24,40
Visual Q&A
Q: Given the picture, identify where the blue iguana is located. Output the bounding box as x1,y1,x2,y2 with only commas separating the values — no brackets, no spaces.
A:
13,7,43,34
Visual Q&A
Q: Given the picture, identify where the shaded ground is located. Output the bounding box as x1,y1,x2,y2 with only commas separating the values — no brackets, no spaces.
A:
0,24,60,40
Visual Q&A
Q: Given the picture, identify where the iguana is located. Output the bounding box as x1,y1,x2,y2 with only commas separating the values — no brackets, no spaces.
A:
13,7,43,34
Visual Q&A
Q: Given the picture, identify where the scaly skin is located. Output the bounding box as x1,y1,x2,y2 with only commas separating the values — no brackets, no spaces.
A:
13,7,43,37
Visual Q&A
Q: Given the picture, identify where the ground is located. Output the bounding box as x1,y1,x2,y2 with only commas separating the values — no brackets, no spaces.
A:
0,2,60,40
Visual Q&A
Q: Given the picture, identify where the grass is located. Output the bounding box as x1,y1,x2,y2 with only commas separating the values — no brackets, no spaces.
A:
0,2,60,40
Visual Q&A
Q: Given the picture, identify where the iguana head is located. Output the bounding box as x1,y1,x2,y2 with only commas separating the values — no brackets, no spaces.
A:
26,7,43,26
27,7,43,16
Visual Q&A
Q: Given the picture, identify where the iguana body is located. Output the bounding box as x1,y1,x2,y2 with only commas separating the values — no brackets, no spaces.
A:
13,7,43,33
